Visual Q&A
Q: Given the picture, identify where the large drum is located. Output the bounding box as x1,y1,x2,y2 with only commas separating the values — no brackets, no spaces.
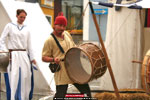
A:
0,52,9,73
141,49,150,94
64,43,107,84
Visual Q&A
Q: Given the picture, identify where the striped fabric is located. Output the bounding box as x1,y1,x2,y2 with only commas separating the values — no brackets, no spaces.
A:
146,9,150,27
145,9,150,27
91,0,150,9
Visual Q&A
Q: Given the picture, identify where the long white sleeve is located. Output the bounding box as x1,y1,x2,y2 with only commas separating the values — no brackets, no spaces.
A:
27,31,35,61
0,24,10,51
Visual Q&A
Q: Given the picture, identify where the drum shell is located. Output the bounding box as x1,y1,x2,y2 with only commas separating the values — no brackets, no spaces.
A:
141,50,150,94
64,43,107,84
0,52,9,73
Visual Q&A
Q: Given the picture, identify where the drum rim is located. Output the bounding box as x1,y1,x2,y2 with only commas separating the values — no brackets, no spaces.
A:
64,46,94,84
141,53,150,94
79,42,101,49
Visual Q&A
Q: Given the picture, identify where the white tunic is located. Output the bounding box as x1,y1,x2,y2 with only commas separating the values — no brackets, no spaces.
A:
0,22,35,100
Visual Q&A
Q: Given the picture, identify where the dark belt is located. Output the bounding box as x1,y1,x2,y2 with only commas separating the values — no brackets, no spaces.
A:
9,49,26,52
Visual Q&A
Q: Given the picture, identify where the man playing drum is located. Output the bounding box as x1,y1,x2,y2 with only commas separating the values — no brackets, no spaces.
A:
42,12,91,100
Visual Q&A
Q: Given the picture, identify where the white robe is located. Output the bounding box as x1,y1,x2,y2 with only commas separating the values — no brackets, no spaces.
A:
0,22,35,100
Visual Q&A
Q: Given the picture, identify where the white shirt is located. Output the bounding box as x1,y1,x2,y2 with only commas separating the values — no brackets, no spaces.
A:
0,22,34,60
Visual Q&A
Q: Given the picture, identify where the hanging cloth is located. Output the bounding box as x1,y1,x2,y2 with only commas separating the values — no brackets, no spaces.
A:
145,8,150,27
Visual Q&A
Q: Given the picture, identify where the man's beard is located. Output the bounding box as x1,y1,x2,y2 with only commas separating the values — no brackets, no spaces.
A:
56,30,64,35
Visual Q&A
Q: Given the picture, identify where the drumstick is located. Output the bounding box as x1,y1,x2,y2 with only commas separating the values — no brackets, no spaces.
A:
132,60,143,64
132,60,150,67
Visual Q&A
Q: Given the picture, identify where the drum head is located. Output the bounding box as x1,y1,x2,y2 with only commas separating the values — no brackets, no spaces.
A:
141,50,150,94
65,43,107,84
65,48,93,84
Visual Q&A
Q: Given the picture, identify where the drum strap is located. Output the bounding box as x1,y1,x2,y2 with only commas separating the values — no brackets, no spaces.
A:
51,33,65,54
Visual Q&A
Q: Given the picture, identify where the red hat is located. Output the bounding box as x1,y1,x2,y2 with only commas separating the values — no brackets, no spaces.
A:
54,12,67,26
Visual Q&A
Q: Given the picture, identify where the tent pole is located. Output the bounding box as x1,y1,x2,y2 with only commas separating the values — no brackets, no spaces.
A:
89,2,120,100
0,73,2,100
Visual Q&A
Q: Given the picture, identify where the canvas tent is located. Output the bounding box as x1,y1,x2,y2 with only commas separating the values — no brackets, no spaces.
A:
86,0,150,90
0,0,55,95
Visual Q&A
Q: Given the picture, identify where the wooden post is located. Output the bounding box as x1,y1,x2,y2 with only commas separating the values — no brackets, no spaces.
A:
0,73,2,100
89,2,120,100
54,0,62,21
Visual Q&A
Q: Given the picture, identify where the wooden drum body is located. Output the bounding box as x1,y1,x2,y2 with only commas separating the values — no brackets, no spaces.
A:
64,43,107,84
141,50,150,94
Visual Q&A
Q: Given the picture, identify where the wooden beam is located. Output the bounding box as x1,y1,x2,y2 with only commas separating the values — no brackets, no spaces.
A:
89,2,120,100
54,0,62,20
